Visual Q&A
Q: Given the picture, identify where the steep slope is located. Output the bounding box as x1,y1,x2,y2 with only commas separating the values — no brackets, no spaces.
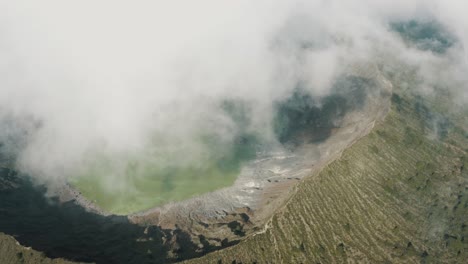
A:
1,76,466,264
184,90,468,263
0,233,82,264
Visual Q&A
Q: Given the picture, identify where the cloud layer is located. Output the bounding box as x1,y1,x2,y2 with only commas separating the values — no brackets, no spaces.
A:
0,1,466,183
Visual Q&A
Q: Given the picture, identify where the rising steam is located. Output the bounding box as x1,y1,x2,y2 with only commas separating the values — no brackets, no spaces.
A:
0,0,466,187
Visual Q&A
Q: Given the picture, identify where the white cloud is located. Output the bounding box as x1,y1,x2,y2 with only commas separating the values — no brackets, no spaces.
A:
0,0,466,182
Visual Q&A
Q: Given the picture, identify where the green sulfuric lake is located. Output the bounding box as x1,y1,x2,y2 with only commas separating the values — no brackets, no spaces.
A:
70,135,257,215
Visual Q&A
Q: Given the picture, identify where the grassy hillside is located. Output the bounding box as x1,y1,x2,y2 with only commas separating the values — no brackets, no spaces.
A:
184,90,468,263
0,233,83,264
1,87,466,264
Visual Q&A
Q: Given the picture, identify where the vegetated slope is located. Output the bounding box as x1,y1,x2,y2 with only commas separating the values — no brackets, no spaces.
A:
184,90,468,263
0,233,82,264
0,86,466,264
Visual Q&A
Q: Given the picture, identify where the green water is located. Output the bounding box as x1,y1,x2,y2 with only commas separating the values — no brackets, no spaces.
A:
72,101,258,215
71,164,236,215
71,137,256,215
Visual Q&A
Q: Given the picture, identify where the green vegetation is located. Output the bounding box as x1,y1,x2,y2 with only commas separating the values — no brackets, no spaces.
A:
0,233,81,264
185,89,468,263
3,77,466,264
391,19,456,53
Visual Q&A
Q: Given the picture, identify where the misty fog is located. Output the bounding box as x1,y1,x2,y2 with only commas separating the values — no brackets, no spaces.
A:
0,0,466,191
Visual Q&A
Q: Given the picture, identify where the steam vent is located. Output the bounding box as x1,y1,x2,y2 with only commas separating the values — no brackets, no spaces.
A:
0,2,467,264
